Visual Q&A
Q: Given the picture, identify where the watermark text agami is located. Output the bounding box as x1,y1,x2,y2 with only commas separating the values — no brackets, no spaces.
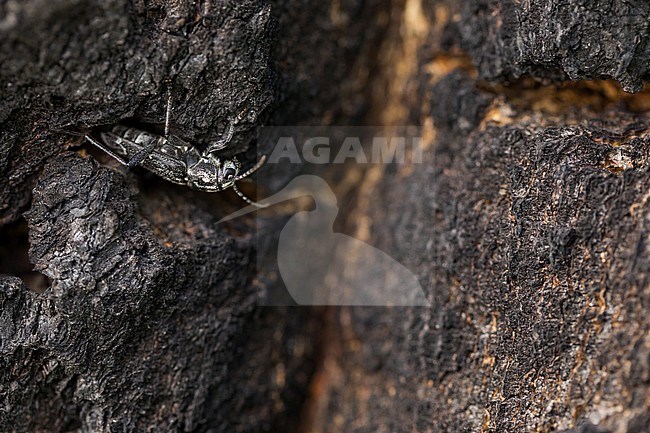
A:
267,135,423,164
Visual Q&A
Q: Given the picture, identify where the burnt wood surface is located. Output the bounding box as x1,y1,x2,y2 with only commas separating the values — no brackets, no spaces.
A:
0,0,385,431
2,0,650,432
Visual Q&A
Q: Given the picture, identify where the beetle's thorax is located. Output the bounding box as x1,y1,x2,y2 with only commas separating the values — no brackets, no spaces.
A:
186,154,240,192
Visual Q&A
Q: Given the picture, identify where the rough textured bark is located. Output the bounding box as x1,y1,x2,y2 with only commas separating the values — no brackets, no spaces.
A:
3,153,256,431
298,2,650,433
0,0,386,432
3,0,650,432
316,74,650,432
449,0,650,93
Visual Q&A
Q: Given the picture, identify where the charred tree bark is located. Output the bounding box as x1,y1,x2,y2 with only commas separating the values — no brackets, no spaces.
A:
0,0,387,432
2,0,650,433
297,2,650,433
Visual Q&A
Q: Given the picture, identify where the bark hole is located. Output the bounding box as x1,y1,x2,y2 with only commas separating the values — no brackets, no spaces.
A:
0,218,50,293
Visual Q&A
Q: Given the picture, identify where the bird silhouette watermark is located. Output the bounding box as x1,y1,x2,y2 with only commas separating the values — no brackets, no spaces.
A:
219,175,430,306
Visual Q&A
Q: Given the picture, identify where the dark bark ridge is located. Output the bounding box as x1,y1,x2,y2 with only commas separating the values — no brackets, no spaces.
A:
0,153,271,432
452,0,650,93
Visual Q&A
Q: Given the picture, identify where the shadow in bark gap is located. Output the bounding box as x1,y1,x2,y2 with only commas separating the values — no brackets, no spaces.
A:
0,217,51,293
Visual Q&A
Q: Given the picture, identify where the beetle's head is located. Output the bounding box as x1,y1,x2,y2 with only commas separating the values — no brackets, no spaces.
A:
187,156,241,192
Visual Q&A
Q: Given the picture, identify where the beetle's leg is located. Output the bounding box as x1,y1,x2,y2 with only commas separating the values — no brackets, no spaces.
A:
235,154,266,180
206,121,235,153
84,134,130,166
164,84,173,138
232,183,268,208
205,108,249,154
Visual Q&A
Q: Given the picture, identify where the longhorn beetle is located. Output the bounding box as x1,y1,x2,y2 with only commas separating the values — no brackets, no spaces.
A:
84,91,268,207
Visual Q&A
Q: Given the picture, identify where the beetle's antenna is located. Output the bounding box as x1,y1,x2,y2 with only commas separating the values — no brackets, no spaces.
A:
84,134,130,166
53,127,85,136
236,154,266,180
232,183,268,208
